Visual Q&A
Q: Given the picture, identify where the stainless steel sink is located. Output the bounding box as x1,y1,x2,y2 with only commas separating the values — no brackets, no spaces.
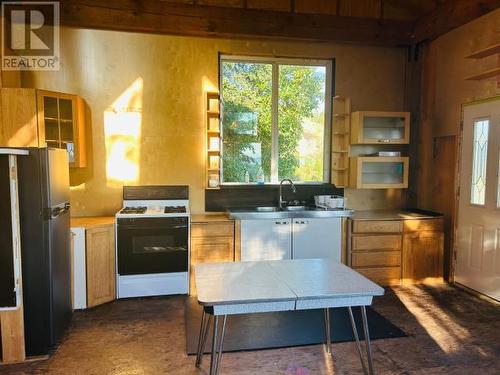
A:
255,206,280,212
228,206,354,220
282,206,307,211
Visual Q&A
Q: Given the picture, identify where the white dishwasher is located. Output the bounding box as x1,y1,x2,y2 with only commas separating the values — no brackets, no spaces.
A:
292,217,342,261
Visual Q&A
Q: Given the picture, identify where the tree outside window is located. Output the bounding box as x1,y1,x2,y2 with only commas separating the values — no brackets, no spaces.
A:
220,57,331,184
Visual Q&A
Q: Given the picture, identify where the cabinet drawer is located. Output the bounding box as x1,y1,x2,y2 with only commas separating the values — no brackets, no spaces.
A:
192,237,234,263
352,220,402,233
352,251,401,267
404,219,443,233
352,235,402,251
191,222,234,238
354,267,401,285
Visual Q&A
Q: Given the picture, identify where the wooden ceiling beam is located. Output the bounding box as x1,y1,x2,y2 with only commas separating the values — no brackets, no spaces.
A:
58,0,414,46
413,0,500,43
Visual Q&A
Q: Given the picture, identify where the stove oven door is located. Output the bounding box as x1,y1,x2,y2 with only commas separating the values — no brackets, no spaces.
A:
117,217,188,275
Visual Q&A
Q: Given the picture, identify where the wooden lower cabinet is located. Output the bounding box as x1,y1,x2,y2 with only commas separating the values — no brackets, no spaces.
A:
402,230,444,284
356,267,402,286
349,216,444,286
190,219,234,295
71,218,116,309
86,225,116,308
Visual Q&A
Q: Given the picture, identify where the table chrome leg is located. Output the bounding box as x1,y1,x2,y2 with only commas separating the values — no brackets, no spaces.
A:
324,308,331,354
197,313,212,367
361,306,374,375
195,309,206,367
210,315,219,375
215,315,227,375
348,307,368,375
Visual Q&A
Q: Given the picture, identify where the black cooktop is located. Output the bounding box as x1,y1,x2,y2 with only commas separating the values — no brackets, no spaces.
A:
164,206,187,214
121,206,147,214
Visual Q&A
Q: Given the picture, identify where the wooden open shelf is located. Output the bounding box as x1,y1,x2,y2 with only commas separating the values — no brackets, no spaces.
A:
206,92,221,189
466,42,500,59
465,66,500,81
330,95,351,188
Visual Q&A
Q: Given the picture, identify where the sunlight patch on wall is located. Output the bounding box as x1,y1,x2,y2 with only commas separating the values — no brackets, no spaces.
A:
202,76,217,93
104,78,143,187
70,183,86,191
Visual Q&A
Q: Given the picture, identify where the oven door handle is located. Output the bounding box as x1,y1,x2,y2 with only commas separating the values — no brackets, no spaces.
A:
118,224,188,230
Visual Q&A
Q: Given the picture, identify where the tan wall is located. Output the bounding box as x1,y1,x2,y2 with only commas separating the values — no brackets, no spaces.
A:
417,9,500,209
22,27,408,216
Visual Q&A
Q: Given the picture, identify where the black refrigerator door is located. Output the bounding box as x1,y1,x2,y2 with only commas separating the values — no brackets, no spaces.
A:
46,148,72,347
48,208,72,347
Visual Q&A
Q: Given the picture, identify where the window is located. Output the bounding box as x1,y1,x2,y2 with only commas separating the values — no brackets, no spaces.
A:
220,56,332,184
470,119,489,205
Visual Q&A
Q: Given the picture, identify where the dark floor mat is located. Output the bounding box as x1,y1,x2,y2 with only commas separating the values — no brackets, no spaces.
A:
185,297,406,354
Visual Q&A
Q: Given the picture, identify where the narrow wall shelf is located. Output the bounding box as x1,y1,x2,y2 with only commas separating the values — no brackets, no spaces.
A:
206,92,221,189
465,66,500,81
466,43,500,59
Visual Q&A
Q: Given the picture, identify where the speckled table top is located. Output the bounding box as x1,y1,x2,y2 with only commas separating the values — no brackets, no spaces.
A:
195,259,384,308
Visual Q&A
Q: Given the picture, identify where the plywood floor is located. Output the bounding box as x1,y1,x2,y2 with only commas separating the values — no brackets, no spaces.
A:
1,284,499,374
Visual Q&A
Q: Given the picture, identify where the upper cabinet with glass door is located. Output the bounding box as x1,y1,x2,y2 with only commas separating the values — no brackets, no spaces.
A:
351,111,410,144
37,90,87,168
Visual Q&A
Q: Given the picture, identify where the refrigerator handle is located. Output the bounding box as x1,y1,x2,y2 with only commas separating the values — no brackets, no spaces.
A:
48,202,71,219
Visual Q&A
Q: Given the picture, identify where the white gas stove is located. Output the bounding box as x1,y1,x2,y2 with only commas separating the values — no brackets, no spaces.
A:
116,186,190,298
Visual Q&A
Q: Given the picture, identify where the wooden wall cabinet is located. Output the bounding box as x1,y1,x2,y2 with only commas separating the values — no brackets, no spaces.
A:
349,156,409,189
190,218,234,295
351,111,410,144
71,219,116,309
37,90,87,168
0,88,87,168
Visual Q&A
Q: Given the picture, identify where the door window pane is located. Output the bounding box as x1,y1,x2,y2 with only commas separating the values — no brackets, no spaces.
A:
221,61,272,183
470,119,489,205
278,65,326,182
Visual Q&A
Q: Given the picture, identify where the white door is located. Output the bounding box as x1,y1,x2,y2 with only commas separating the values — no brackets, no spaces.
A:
292,218,342,261
455,98,500,301
240,219,292,261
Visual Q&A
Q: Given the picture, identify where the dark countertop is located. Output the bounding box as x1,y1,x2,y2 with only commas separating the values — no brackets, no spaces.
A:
350,209,443,221
191,214,233,223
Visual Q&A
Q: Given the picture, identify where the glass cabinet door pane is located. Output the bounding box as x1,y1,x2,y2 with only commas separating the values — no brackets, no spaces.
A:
44,119,59,143
43,96,58,119
60,121,74,142
361,161,404,185
363,116,406,141
59,98,73,120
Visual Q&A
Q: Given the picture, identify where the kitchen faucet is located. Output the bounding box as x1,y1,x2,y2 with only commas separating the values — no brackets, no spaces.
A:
279,179,297,209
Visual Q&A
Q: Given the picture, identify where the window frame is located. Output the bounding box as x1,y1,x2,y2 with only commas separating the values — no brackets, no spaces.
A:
219,54,333,185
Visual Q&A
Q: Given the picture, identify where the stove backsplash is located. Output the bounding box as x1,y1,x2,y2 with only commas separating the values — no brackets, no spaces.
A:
205,184,343,212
